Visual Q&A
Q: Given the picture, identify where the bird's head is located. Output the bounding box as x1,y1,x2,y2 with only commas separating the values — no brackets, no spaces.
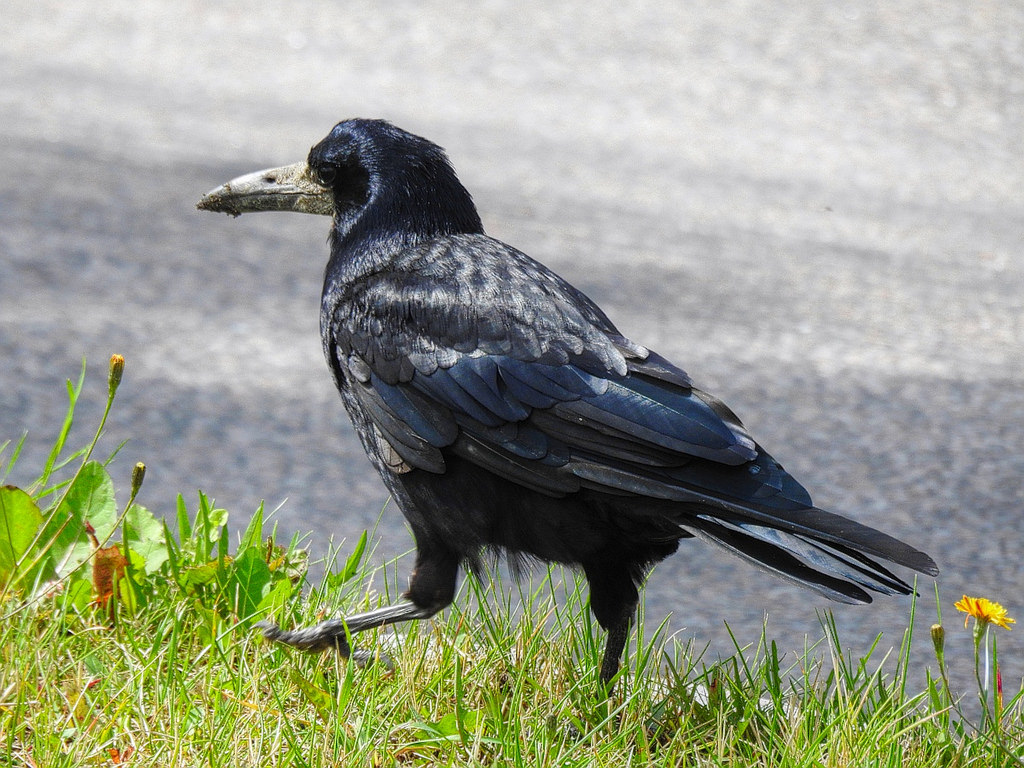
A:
198,118,482,241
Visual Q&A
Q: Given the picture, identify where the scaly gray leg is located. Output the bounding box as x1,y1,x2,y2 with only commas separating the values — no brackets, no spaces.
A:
257,600,435,666
600,617,631,688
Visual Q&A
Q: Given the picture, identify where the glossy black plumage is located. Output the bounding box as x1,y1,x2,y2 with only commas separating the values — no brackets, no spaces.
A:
198,119,938,686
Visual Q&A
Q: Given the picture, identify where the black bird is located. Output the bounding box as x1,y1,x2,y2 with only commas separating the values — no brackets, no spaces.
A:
198,119,938,686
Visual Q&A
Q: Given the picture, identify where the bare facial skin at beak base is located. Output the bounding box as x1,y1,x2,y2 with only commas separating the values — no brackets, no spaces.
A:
197,162,334,217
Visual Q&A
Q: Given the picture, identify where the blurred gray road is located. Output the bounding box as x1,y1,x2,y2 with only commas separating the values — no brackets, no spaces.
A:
2,1,1022,695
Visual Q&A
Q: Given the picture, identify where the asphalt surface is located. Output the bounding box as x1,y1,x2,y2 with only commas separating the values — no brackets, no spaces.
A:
2,1,1022,697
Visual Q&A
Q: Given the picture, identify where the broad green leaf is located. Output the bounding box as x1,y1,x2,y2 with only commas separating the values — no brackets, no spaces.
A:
179,560,223,592
238,502,264,553
123,503,167,574
255,577,293,618
0,485,43,587
116,551,146,615
65,460,117,535
82,652,105,677
229,547,272,621
290,669,333,723
436,712,461,737
435,710,486,737
61,577,93,613
44,461,117,577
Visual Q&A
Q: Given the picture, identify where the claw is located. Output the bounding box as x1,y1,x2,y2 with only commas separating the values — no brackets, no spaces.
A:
256,619,352,655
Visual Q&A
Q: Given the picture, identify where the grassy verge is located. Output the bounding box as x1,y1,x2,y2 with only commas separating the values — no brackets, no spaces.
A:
1,358,1021,767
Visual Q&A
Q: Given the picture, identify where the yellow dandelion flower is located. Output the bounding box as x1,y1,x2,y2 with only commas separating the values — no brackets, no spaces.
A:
955,595,1015,630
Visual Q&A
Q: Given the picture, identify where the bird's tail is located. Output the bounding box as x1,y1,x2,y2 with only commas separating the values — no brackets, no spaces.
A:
679,502,938,604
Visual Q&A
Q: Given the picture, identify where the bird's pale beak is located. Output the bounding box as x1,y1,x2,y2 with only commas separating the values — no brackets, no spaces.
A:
197,162,334,217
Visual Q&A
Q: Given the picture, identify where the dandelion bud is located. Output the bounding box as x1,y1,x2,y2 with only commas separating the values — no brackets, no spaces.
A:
108,354,125,393
131,462,146,496
930,623,945,657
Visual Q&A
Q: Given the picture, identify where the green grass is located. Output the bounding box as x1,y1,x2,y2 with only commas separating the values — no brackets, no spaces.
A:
1,358,1022,767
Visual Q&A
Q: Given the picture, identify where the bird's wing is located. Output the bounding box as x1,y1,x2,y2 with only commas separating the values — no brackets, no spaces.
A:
330,234,768,494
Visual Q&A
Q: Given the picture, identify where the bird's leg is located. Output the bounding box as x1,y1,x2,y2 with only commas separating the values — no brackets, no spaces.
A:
584,560,640,690
257,601,434,667
600,617,631,688
259,536,460,668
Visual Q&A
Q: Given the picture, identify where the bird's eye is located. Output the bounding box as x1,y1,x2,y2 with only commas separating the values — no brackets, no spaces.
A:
317,165,338,186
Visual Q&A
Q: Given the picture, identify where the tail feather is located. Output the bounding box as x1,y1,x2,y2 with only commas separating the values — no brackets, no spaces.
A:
748,505,939,578
696,515,913,596
680,519,874,604
663,482,939,577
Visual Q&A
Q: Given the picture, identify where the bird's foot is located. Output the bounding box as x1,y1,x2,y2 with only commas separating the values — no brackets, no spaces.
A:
256,618,352,654
255,619,394,670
